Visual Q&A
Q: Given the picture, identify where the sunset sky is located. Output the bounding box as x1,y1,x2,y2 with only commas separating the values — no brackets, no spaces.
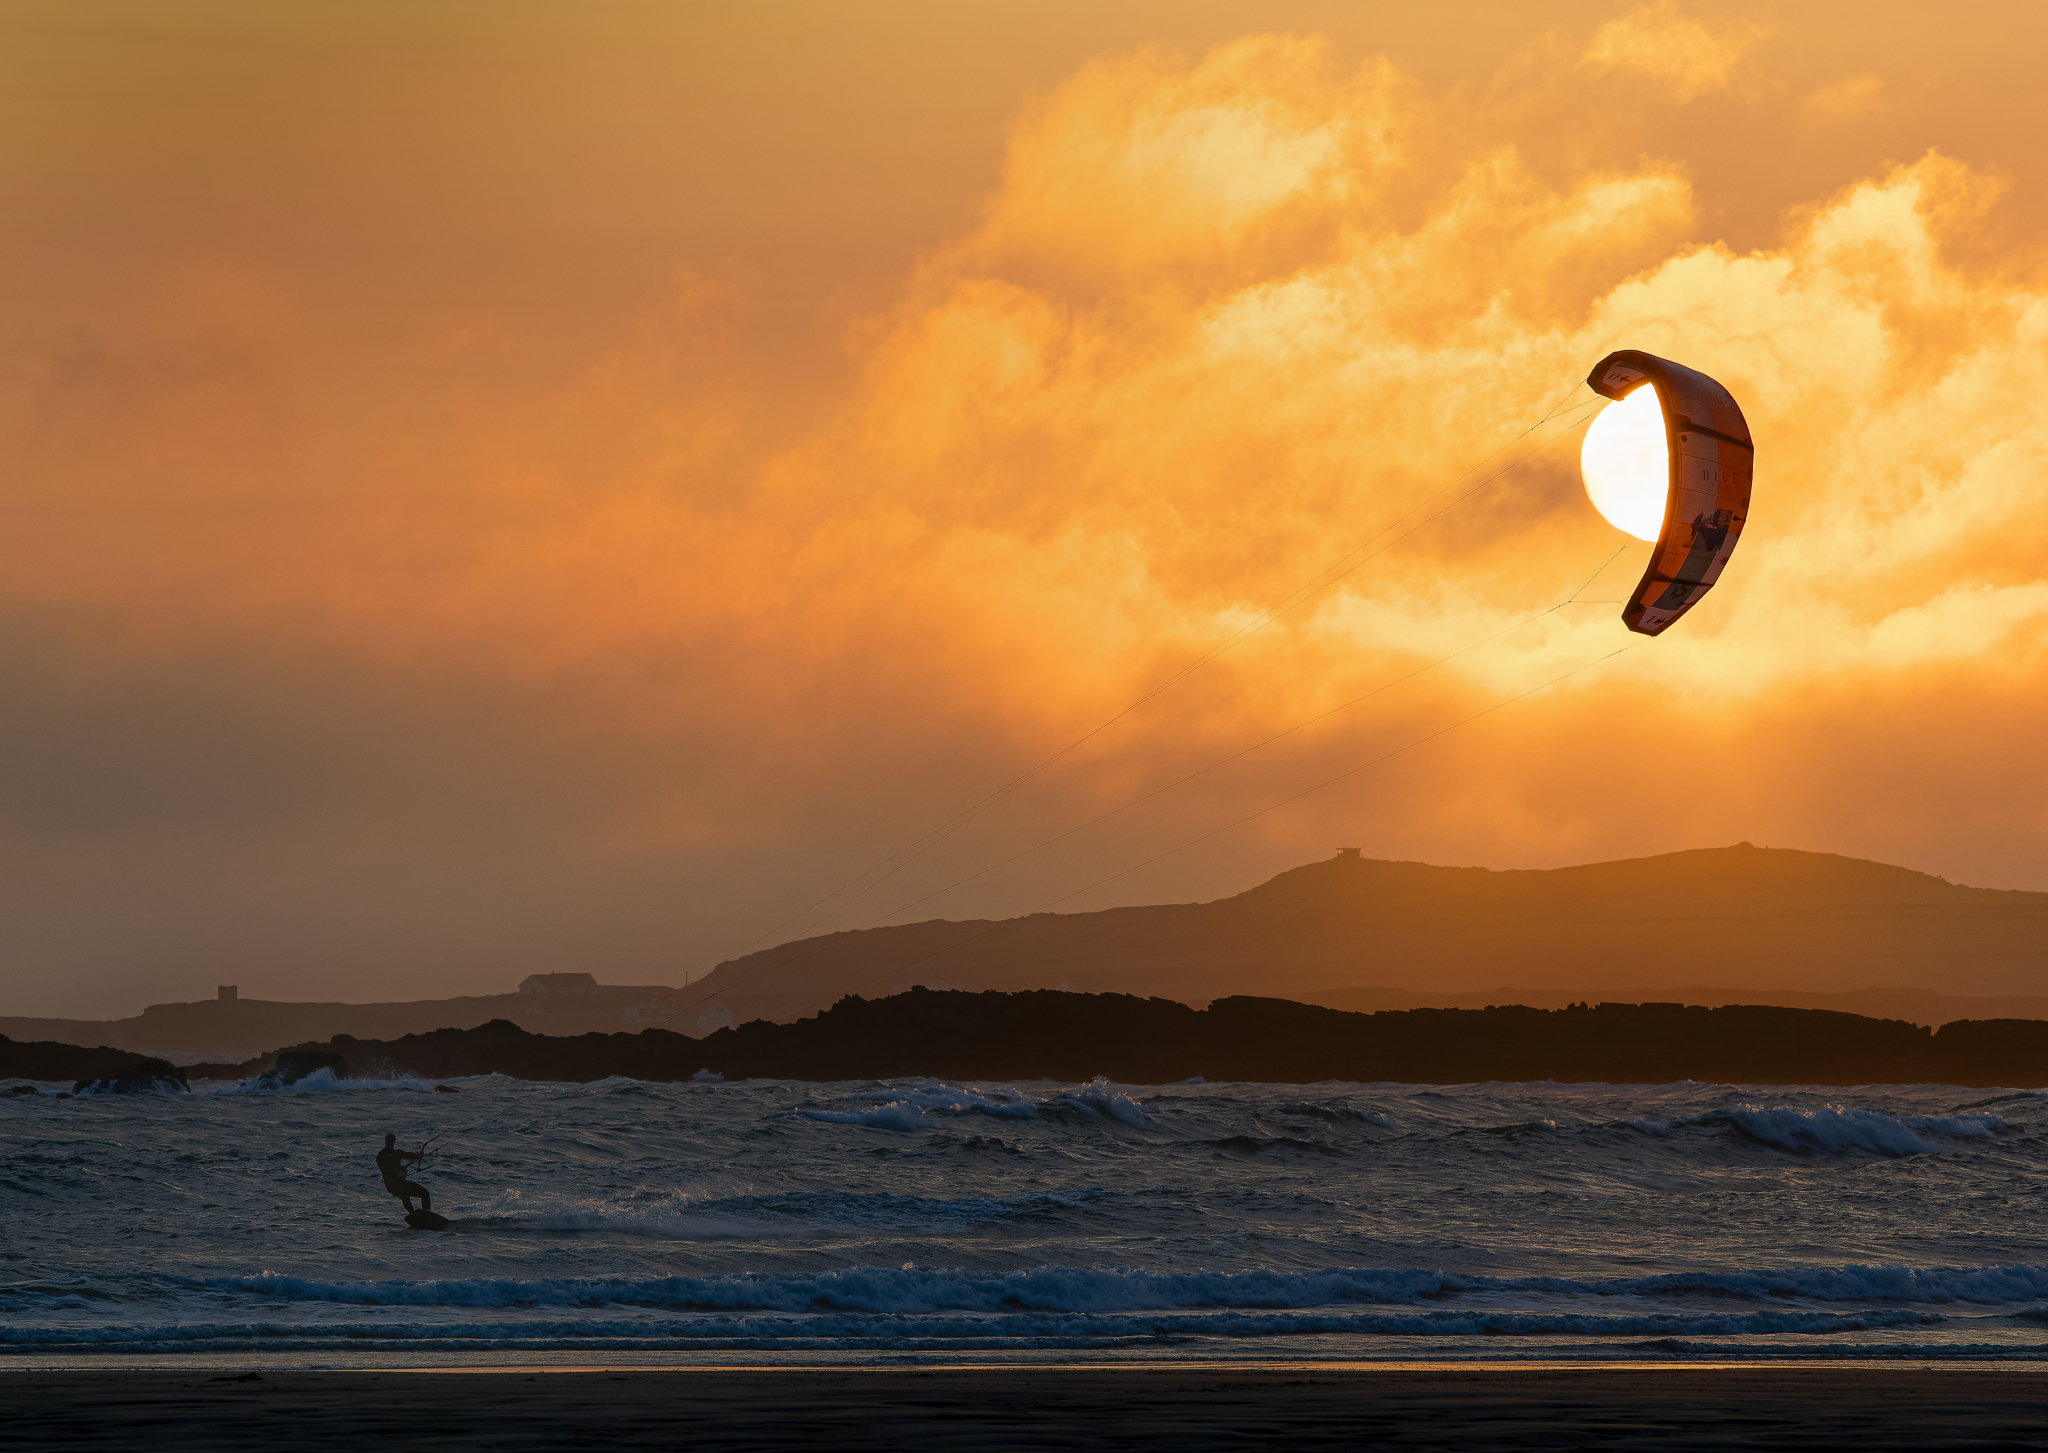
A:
6,1,2048,1017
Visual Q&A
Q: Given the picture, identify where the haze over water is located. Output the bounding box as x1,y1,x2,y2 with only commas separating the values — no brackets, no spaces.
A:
10,1072,2048,1367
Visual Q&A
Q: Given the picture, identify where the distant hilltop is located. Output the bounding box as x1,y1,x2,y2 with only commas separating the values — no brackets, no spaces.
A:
9,844,2047,1054
682,844,2048,1030
0,975,686,1062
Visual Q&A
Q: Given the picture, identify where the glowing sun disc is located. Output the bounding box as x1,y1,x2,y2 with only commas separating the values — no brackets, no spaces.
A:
1580,387,1668,541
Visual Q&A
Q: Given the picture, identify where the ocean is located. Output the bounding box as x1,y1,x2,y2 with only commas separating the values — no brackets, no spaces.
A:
6,1072,2048,1368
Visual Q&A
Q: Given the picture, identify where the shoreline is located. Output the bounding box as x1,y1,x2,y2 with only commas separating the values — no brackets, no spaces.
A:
10,1366,2048,1451
12,1357,2048,1373
372,1358,2048,1372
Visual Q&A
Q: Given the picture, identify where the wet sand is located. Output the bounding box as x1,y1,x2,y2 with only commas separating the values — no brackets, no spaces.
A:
5,1366,2048,1451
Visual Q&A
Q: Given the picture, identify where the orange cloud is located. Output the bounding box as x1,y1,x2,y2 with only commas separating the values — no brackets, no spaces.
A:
1578,1,1769,102
5,12,2048,1015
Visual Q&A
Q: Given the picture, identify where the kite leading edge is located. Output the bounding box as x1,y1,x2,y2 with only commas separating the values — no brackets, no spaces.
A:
1585,350,1754,636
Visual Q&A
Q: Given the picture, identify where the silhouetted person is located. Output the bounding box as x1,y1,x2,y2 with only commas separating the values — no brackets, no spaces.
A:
376,1132,430,1212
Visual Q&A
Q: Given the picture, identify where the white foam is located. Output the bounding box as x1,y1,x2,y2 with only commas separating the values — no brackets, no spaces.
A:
203,1068,433,1096
1060,1076,1149,1128
68,1077,187,1097
1694,1104,2003,1156
800,1101,928,1132
798,1077,1149,1131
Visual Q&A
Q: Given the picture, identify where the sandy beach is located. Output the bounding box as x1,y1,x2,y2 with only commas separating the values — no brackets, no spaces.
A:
6,1366,2048,1451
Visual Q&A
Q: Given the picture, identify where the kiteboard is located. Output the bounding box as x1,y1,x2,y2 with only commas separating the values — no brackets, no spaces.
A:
404,1209,450,1231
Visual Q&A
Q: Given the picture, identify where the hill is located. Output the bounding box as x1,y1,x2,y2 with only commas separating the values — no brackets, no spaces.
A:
0,979,685,1062
12,845,2045,1052
680,844,2048,1029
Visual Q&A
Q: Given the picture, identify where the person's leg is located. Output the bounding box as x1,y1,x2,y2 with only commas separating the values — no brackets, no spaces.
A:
404,1179,431,1212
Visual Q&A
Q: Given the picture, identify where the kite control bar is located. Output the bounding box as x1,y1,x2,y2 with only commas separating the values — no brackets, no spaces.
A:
411,1134,445,1178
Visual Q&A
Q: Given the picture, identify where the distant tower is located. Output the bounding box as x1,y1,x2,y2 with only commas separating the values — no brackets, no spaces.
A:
218,985,238,1001
1337,847,1360,859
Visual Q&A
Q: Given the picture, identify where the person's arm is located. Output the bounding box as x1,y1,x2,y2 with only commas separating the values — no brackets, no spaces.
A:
398,1150,421,1163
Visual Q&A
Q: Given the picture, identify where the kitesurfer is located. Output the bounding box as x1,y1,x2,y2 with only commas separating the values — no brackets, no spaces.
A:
376,1132,431,1212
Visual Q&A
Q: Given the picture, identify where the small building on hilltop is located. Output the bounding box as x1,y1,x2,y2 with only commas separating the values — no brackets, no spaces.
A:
519,973,600,995
516,974,680,1022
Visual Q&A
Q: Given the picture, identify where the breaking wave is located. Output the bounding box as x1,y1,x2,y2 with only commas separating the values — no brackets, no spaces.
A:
1676,1106,2006,1156
798,1077,1148,1132
14,1074,2048,1366
159,1260,2048,1316
201,1068,444,1096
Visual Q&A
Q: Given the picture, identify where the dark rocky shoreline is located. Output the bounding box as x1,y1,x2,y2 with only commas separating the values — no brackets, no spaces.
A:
9,987,2048,1088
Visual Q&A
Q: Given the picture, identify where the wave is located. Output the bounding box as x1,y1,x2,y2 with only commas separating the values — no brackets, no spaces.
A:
1204,1135,1346,1156
160,1259,2048,1316
0,1303,1947,1355
1951,1091,2048,1111
1566,1262,2048,1305
1678,1106,2006,1156
1066,1077,1150,1128
456,1185,1112,1236
198,1068,440,1096
801,1101,928,1132
1270,1102,1396,1128
798,1077,1148,1132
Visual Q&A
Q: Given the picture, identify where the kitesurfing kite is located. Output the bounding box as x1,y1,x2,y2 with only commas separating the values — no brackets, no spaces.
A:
1580,350,1753,636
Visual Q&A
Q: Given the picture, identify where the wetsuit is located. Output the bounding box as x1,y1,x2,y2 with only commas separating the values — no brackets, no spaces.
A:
376,1145,430,1211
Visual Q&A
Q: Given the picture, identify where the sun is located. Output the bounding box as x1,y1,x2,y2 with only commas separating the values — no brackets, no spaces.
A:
1580,386,1669,541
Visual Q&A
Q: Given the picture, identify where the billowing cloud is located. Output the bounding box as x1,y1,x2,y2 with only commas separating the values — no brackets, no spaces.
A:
4,14,2047,1015
812,44,2048,724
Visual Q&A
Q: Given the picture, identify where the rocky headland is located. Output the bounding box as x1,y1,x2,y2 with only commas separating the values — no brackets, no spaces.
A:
9,989,2048,1089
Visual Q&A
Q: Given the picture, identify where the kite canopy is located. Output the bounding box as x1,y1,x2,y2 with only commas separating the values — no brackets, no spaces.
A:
1586,350,1754,637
